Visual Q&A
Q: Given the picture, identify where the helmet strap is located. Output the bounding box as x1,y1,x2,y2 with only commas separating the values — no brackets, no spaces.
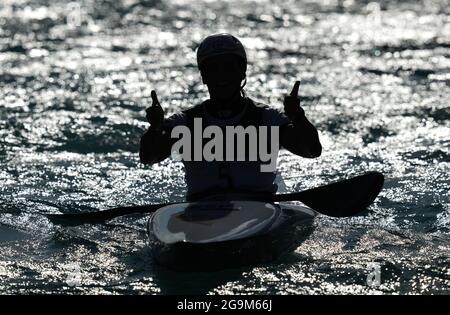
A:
240,77,247,97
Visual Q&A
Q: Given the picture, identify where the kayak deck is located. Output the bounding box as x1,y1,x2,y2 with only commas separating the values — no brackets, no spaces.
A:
147,201,316,271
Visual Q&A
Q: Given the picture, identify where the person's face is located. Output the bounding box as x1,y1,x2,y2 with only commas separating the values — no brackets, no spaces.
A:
200,54,245,102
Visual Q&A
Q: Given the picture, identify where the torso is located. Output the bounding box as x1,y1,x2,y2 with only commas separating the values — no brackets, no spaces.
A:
164,97,289,200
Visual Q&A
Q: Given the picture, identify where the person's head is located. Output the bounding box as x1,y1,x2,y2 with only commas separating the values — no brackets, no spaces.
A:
197,33,247,103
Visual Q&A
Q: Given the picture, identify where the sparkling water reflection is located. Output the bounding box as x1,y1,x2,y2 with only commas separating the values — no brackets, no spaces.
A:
0,0,449,294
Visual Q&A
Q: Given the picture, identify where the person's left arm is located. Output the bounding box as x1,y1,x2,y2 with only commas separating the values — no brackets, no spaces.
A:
280,81,322,158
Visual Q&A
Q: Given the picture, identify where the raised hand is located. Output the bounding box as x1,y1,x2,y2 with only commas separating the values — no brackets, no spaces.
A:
290,80,300,97
283,80,304,120
146,90,164,129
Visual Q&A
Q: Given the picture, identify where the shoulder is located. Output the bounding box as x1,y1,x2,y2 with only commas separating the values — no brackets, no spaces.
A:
247,98,290,126
164,111,187,128
183,101,206,118
164,101,207,128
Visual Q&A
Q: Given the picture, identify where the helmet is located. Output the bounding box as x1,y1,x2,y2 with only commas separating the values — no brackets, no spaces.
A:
196,33,247,72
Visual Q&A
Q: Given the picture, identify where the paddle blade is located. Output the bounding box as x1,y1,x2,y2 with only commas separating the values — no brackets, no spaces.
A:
273,172,384,217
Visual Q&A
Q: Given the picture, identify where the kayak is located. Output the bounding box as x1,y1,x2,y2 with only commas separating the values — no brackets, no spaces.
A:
147,200,317,271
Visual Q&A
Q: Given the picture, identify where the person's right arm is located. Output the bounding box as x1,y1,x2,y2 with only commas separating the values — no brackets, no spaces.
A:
139,126,173,164
139,90,173,164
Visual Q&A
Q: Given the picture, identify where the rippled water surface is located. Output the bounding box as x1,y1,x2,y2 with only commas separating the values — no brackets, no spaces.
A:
0,0,449,294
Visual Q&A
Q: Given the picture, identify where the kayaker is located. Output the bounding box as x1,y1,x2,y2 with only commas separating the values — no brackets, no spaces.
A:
140,33,322,201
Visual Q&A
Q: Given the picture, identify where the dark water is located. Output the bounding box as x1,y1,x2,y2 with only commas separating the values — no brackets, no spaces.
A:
0,0,449,294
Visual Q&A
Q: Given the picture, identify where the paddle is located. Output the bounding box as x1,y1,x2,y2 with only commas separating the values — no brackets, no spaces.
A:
46,171,384,226
273,171,384,217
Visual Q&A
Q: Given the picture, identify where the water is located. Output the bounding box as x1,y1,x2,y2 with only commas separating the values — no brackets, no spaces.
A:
0,0,449,294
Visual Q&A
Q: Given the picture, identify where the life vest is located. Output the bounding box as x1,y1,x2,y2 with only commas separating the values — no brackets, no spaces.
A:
179,97,279,201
